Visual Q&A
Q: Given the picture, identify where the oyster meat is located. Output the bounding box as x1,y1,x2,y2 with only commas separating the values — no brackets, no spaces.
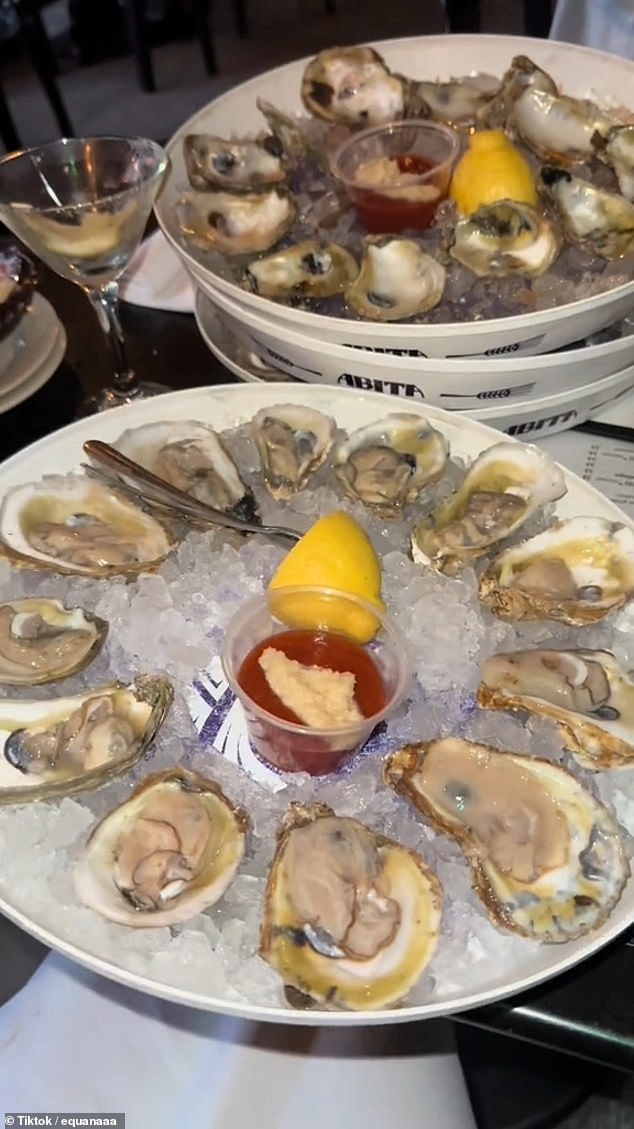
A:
413,74,500,125
301,46,409,127
176,186,297,256
0,475,176,577
250,403,336,500
0,675,172,804
260,802,443,1010
448,201,561,278
478,647,634,771
411,441,566,573
540,167,634,259
74,767,249,927
113,420,257,522
244,240,358,301
385,738,629,942
334,412,449,517
183,132,289,193
346,237,446,322
0,598,107,685
510,87,616,162
478,55,558,128
593,124,634,202
479,516,634,625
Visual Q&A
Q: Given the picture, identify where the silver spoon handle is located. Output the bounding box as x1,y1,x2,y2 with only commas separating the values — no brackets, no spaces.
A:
82,439,301,543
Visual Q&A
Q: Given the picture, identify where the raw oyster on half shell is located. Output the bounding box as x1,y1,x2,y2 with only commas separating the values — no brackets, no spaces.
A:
540,167,634,260
251,404,336,500
0,598,108,685
411,441,566,573
243,240,358,301
176,186,297,256
346,236,446,321
385,738,629,942
510,87,616,163
478,647,634,771
593,124,634,202
334,413,449,517
0,475,176,577
301,46,411,128
74,767,249,927
448,201,561,278
479,516,634,624
183,132,290,193
413,74,500,126
114,420,257,522
259,802,443,1011
478,55,558,129
0,675,172,804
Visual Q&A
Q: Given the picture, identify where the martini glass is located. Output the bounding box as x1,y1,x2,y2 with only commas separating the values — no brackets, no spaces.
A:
0,136,170,414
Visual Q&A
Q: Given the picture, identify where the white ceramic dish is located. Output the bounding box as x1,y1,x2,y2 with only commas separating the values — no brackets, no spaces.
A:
0,384,632,1024
0,294,64,400
156,34,634,358
194,289,634,439
202,277,634,409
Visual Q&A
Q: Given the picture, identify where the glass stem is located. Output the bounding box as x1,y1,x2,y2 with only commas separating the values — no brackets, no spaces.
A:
86,281,137,393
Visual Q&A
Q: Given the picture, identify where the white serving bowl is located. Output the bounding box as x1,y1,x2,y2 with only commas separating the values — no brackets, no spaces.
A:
195,288,634,440
157,34,634,358
197,277,634,410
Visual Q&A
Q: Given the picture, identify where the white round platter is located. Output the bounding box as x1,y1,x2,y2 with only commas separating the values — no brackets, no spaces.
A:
0,383,632,1025
155,34,634,358
201,275,634,409
194,289,634,440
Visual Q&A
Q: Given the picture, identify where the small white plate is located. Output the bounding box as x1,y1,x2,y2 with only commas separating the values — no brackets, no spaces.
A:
0,294,65,400
0,313,66,414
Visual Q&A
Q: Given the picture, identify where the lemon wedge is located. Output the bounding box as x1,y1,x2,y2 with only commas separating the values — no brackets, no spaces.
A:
450,130,538,215
268,511,384,644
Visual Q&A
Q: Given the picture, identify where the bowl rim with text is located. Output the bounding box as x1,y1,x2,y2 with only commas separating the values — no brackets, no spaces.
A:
156,34,634,357
220,584,411,773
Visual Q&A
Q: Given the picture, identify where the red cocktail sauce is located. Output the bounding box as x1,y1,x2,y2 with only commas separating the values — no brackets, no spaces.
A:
350,154,442,234
237,628,386,775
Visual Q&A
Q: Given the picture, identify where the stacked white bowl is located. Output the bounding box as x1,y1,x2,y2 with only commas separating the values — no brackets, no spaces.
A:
155,35,634,437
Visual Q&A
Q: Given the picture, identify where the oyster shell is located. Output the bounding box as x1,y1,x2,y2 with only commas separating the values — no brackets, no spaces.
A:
478,647,634,771
250,404,336,500
243,240,358,301
410,441,566,573
593,124,634,202
540,167,634,259
259,802,443,1011
74,766,249,927
183,132,289,193
510,87,616,162
478,55,558,128
0,675,172,805
301,46,410,128
0,475,176,577
448,201,561,278
113,420,257,522
413,74,500,125
334,412,449,517
479,516,634,625
176,186,297,256
0,598,107,685
346,237,446,322
384,738,629,942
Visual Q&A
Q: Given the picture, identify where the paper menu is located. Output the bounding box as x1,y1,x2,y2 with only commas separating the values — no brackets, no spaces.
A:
536,425,634,520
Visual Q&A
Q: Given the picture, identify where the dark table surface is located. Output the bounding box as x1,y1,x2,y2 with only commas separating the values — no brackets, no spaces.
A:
1,260,633,1075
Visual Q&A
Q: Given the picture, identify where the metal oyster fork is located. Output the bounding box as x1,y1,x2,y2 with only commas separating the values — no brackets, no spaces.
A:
82,439,302,544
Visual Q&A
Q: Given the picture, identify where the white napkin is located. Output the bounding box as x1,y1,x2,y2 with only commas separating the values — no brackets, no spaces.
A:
120,229,196,313
550,0,634,54
0,952,477,1129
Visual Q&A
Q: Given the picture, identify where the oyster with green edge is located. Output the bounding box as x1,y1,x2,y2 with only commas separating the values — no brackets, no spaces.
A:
0,675,173,804
74,766,249,927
